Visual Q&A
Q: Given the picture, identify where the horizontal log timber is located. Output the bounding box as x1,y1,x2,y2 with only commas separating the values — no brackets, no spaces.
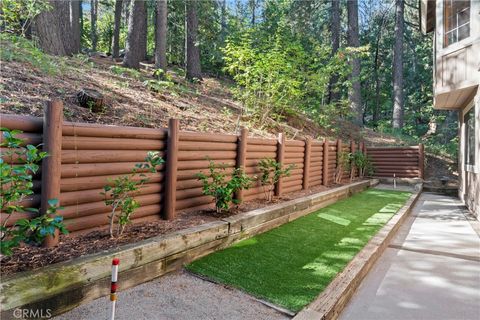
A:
310,156,324,162
246,144,277,152
367,146,419,151
178,151,236,161
65,203,162,232
285,140,305,147
288,168,304,175
309,175,323,183
177,167,234,181
62,150,165,164
176,187,205,200
63,122,167,139
371,165,420,170
243,193,263,201
62,136,165,150
176,179,206,190
372,162,419,167
310,168,323,176
243,186,266,196
246,152,277,159
0,133,43,146
179,131,237,143
176,195,214,210
283,179,302,188
282,184,303,194
60,172,163,192
59,183,162,206
310,180,323,187
374,169,420,173
283,174,303,182
284,146,305,153
368,151,419,155
0,211,37,227
0,114,43,132
178,159,235,170
284,157,304,164
178,141,236,151
60,193,162,219
246,137,277,146
374,173,418,178
61,162,165,178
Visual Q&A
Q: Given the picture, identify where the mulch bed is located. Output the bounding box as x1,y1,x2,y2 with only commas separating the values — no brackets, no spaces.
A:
0,183,339,277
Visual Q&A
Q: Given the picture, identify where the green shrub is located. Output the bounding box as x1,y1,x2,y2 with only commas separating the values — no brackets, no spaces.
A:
0,128,68,255
258,158,295,201
334,151,351,184
102,152,164,238
143,79,174,93
352,151,373,179
197,161,254,214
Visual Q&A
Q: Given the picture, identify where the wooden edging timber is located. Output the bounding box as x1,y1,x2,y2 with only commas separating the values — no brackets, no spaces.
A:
0,179,378,319
293,189,422,320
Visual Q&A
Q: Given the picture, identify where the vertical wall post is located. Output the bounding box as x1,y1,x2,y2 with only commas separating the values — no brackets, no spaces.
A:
164,118,179,220
336,139,342,183
42,100,63,248
419,143,425,179
323,138,329,186
235,127,248,202
303,138,311,190
350,140,356,179
274,133,285,196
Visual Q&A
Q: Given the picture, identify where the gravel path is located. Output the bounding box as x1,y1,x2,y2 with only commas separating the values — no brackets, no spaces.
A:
54,271,290,320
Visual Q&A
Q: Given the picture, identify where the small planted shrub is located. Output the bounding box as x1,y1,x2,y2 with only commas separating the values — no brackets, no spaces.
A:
102,152,164,238
334,151,351,184
258,158,295,202
197,161,254,214
0,128,68,255
352,151,373,178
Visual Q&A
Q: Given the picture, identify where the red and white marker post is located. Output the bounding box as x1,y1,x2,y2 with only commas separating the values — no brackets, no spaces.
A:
110,258,120,320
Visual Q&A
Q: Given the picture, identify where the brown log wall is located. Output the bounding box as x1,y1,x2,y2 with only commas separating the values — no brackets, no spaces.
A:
3,106,420,240
366,146,423,178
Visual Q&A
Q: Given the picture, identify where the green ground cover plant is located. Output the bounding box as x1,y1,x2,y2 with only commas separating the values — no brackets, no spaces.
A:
187,188,411,312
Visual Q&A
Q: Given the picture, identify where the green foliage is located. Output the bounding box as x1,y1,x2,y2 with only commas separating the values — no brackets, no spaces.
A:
102,152,164,238
352,151,374,178
334,151,351,184
0,129,68,256
143,79,174,93
109,65,142,79
223,24,361,128
258,158,294,201
196,161,254,213
0,34,60,75
0,0,51,36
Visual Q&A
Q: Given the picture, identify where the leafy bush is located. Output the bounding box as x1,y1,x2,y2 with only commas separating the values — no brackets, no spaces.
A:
258,158,295,201
109,65,142,79
0,0,51,36
0,129,68,255
352,151,373,179
102,152,164,238
334,151,351,184
197,161,254,214
143,79,174,93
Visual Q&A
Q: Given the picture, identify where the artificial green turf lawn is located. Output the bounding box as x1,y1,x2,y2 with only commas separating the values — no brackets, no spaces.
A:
186,189,411,312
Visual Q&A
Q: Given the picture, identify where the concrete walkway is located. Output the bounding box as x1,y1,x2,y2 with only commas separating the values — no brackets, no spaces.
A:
340,192,480,320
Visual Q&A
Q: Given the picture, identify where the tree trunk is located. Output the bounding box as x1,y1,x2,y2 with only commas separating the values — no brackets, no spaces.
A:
347,0,363,125
91,0,98,52
79,0,83,41
392,0,404,129
123,0,147,68
124,0,131,25
250,0,256,25
220,0,227,43
112,0,123,59
327,0,341,104
155,0,168,70
185,0,202,80
69,0,81,54
34,0,80,56
138,1,148,61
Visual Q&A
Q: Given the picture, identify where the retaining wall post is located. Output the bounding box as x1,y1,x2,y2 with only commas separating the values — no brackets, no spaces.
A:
419,143,425,179
236,127,248,202
323,139,329,186
164,119,179,220
274,133,285,196
42,100,63,247
303,138,311,190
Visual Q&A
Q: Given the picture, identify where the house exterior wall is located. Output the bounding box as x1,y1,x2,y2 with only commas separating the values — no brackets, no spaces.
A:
458,89,480,217
433,0,480,109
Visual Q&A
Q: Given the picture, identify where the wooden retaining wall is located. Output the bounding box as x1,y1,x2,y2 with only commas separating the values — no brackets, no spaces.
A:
367,145,424,179
1,101,422,240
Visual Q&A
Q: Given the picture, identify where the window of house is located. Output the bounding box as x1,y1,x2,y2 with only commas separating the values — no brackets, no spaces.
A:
464,106,476,167
444,0,470,47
